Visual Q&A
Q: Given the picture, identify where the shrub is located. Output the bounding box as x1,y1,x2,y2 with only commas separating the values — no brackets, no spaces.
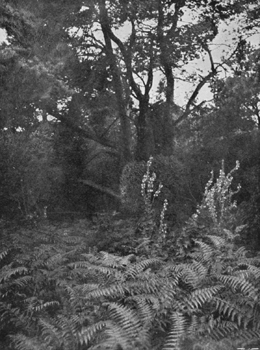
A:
0,124,63,220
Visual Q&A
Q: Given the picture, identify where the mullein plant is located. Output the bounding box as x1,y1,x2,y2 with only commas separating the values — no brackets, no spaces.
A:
193,160,241,234
176,160,243,260
137,156,168,256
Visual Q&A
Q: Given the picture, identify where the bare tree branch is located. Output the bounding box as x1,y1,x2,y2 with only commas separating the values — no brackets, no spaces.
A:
174,42,242,127
45,106,118,152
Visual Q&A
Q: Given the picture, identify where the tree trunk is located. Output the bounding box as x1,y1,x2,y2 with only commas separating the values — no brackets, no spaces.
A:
161,63,174,155
99,0,132,164
157,0,176,156
135,97,154,161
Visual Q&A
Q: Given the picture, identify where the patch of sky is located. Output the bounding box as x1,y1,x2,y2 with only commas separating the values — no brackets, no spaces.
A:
0,28,8,43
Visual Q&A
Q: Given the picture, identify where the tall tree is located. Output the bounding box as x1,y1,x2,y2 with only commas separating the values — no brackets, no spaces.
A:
1,0,259,163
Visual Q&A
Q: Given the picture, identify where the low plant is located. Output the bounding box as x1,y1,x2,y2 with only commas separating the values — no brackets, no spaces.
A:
1,161,260,350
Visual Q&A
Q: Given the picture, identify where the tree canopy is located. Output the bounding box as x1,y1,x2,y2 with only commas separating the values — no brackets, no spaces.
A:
0,0,260,223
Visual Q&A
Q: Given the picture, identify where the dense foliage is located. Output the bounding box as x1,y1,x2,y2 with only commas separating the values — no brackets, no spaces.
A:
0,1,260,348
1,161,260,350
0,0,260,230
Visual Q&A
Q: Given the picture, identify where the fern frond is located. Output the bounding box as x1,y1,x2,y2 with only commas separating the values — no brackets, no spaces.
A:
54,315,79,348
10,275,33,288
90,319,147,350
0,250,9,261
39,318,61,347
33,300,60,312
232,269,258,283
185,315,204,336
0,302,22,326
223,228,238,241
236,264,260,279
85,276,162,301
129,277,163,294
108,302,141,338
214,297,251,327
172,264,200,289
78,321,107,346
234,246,248,259
208,320,239,340
60,283,78,302
233,329,260,341
62,235,84,245
186,261,207,280
186,286,223,310
10,334,49,350
125,258,162,278
98,251,126,268
46,253,67,267
104,321,134,349
193,337,237,350
0,265,28,283
206,235,226,249
126,294,158,327
79,283,100,293
85,283,126,300
162,311,186,350
193,241,214,262
88,264,125,280
216,274,257,298
70,261,124,280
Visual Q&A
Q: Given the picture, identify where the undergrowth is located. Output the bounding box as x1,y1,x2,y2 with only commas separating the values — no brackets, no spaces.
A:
1,160,260,350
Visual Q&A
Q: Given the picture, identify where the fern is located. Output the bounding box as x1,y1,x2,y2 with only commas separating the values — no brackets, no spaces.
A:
125,257,162,278
33,300,60,312
84,283,127,300
0,265,28,283
129,294,159,324
171,264,201,289
1,161,260,350
186,286,223,310
162,312,186,350
98,251,136,268
236,263,260,279
206,235,226,249
208,321,239,341
192,240,214,263
10,334,49,350
39,318,62,347
79,321,107,346
233,329,260,341
71,260,124,279
97,321,135,350
213,297,251,328
0,302,23,326
108,302,141,338
0,249,9,261
234,246,248,259
215,274,257,298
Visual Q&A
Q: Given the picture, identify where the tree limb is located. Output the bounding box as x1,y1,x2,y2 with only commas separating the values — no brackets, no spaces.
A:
78,178,121,200
98,2,144,101
45,106,118,152
166,0,185,39
174,41,243,126
145,37,154,96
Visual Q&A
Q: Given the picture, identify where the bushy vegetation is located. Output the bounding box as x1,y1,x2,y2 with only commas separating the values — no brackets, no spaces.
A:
1,1,260,349
1,160,260,350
